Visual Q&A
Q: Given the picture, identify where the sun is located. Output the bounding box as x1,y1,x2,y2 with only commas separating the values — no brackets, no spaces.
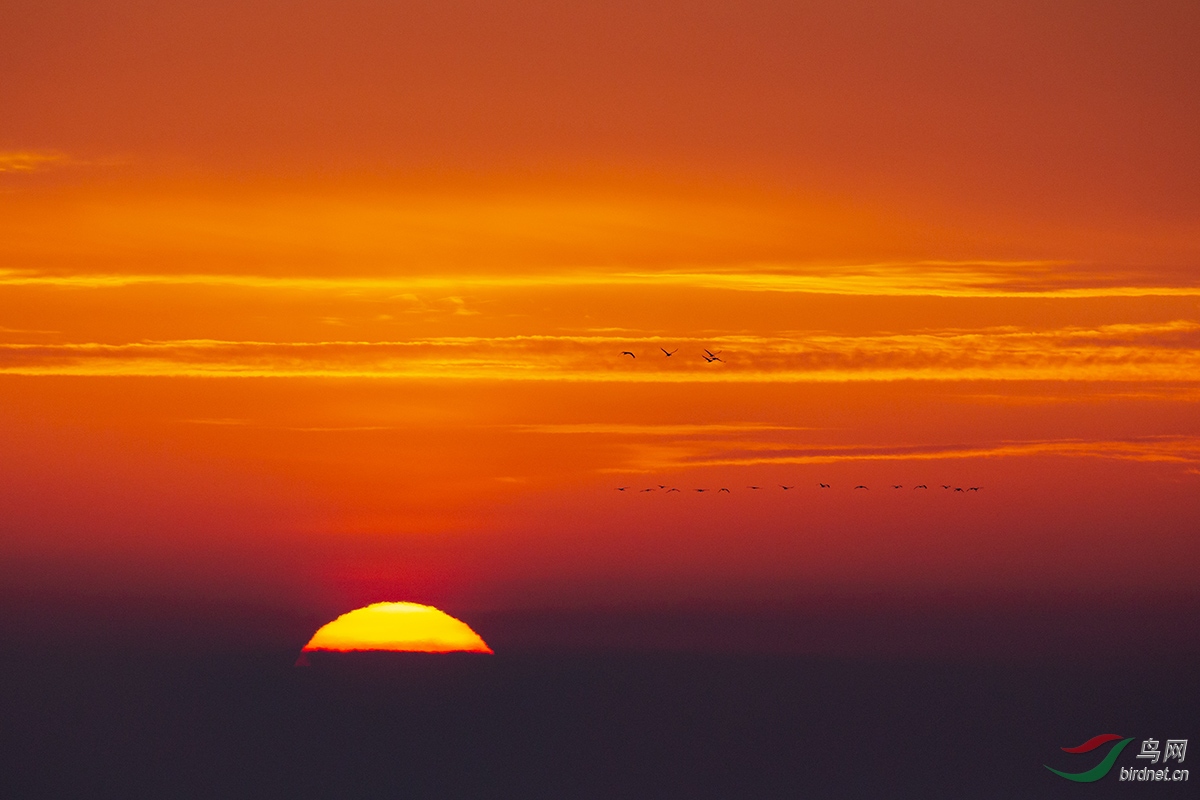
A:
299,602,493,659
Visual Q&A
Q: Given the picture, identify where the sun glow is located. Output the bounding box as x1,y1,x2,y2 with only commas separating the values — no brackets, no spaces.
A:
300,602,493,656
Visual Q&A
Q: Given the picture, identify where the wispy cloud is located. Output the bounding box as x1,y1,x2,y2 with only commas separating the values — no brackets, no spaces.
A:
510,423,820,436
0,325,59,334
0,152,70,173
2,263,1198,298
2,322,1198,383
614,435,1200,472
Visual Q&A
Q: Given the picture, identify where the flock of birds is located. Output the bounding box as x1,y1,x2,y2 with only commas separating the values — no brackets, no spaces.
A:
616,484,983,493
616,347,985,494
621,348,725,363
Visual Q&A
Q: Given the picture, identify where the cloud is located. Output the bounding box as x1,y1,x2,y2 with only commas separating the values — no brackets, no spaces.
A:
0,152,70,173
1,322,1198,383
2,263,1199,298
613,436,1200,473
510,423,820,436
0,325,59,334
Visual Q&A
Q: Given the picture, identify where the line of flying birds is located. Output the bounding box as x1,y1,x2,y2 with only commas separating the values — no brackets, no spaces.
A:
616,484,983,492
616,348,981,492
621,348,725,362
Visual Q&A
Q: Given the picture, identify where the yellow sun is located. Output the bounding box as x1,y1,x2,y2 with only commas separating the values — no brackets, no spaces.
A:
300,602,493,656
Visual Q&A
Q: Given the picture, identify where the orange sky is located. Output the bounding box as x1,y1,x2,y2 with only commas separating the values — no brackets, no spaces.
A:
2,1,1198,652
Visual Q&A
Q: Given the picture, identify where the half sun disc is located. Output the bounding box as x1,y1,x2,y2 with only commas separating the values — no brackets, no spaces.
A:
300,601,493,656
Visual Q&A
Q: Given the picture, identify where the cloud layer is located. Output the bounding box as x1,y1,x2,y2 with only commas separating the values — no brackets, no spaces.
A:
3,321,1198,383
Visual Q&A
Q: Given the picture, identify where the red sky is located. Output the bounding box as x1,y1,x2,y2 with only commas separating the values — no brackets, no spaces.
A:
2,0,1198,654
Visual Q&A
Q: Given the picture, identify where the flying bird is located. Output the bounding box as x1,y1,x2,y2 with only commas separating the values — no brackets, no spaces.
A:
616,487,629,491
942,485,952,489
954,487,965,492
818,483,830,488
892,485,903,489
661,347,678,356
702,355,724,363
640,488,654,492
718,488,731,493
695,488,708,492
913,485,928,489
621,351,636,358
704,349,722,358
854,485,869,490
968,487,981,492
780,485,794,490
666,487,680,493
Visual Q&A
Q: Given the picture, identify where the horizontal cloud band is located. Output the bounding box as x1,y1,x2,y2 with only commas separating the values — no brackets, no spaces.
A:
2,266,1200,298
2,322,1199,382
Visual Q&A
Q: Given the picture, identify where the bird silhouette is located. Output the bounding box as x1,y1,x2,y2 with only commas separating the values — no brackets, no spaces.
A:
640,488,654,492
621,351,636,358
954,487,964,492
942,485,952,489
854,485,869,490
702,355,724,363
747,485,761,490
661,347,678,356
913,485,928,489
695,488,708,492
968,487,981,492
704,349,722,358
666,487,680,493
892,485,903,489
658,485,667,489
780,485,794,490
616,487,629,491
718,488,731,493
818,483,830,488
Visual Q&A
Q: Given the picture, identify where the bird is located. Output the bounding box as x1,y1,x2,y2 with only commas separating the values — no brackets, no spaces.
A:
818,483,830,488
968,487,981,492
780,485,794,490
704,349,722,358
621,351,636,358
661,347,678,356
640,488,654,492
942,485,952,489
718,487,731,493
892,485,903,489
702,355,724,363
913,485,928,489
695,488,708,492
954,487,964,492
854,485,869,490
658,485,667,489
666,487,680,493
747,485,761,490
616,487,629,491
